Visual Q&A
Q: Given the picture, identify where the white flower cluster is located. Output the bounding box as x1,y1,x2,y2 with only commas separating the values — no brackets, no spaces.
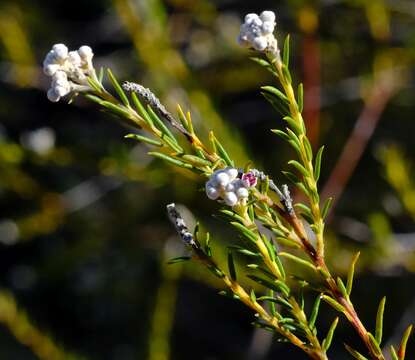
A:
205,167,252,207
237,11,277,52
43,44,94,102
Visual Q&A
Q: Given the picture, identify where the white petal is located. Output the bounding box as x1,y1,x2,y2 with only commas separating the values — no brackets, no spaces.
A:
236,187,249,199
206,187,219,200
224,192,238,207
262,21,275,35
244,13,259,24
215,172,230,187
225,167,238,180
47,88,60,102
68,51,81,66
52,70,67,81
78,45,93,59
52,43,68,60
54,85,70,97
225,182,235,192
260,11,276,23
253,36,268,51
43,64,60,76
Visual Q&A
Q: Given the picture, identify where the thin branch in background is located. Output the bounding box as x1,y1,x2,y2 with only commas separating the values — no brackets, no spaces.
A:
0,290,83,360
321,74,399,212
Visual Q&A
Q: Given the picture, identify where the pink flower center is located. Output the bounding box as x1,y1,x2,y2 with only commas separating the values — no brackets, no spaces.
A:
242,172,257,187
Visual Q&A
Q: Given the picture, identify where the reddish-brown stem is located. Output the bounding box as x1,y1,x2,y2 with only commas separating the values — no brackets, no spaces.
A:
321,79,397,213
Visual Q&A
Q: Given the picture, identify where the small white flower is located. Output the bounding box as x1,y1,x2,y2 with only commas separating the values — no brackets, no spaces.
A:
215,171,230,186
78,45,93,61
47,88,60,102
68,51,82,67
236,187,249,199
43,43,96,102
260,11,275,23
52,43,68,61
224,192,238,207
237,10,278,54
205,167,255,207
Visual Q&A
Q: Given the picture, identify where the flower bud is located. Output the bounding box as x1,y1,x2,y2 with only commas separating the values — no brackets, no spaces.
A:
52,44,68,60
47,88,60,102
224,192,238,206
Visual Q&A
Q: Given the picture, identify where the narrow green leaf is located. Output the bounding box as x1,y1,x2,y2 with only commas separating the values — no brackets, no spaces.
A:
98,67,104,83
176,104,190,132
288,160,309,178
250,56,271,68
246,264,259,269
283,34,290,68
346,252,360,295
148,152,193,169
258,295,293,310
130,92,153,126
375,297,386,344
107,68,129,106
212,134,234,167
87,77,103,93
250,288,257,302
268,290,277,316
219,209,245,223
309,294,322,329
283,116,303,135
261,86,289,103
274,254,286,280
398,325,413,359
230,222,258,244
295,203,313,221
282,64,292,84
99,100,133,119
278,252,316,272
228,246,261,257
125,133,162,146
205,233,212,257
282,171,300,185
84,93,104,105
207,265,224,278
390,345,399,360
337,277,348,298
297,83,304,113
322,317,339,351
252,321,274,332
147,105,178,144
262,92,289,116
248,204,255,222
368,332,383,357
247,275,289,296
303,137,313,161
322,197,333,219
261,234,276,262
322,295,345,313
168,256,191,264
345,344,369,360
314,146,324,181
181,154,211,167
271,129,290,141
228,252,237,281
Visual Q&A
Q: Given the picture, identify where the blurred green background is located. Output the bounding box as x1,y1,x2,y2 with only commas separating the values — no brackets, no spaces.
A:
0,0,415,359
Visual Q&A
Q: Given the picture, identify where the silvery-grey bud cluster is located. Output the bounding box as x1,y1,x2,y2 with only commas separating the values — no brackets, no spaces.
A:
43,44,95,102
237,11,277,53
205,167,254,207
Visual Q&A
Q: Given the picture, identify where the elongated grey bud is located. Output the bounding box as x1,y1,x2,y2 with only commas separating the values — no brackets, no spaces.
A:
166,203,196,247
123,82,191,139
